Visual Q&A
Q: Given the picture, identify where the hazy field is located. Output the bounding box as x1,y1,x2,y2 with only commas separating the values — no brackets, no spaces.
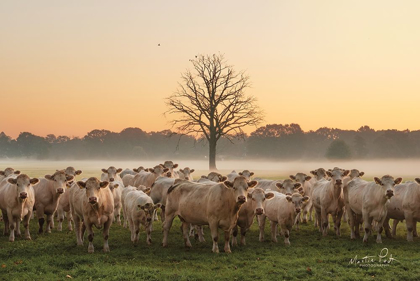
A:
1,160,420,280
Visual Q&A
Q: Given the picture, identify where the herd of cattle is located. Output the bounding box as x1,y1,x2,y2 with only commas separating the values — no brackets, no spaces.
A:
0,161,419,254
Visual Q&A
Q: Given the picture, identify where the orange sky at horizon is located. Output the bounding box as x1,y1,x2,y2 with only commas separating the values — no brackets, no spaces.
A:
1,1,420,139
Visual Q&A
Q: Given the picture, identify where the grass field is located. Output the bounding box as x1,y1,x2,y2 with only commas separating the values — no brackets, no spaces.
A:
1,162,420,280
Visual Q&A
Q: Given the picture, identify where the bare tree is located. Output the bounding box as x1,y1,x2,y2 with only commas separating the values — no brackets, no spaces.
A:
165,54,264,170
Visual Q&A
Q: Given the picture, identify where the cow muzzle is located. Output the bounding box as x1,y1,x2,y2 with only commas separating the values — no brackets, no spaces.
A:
295,208,301,214
57,188,64,194
386,190,394,199
89,197,98,204
19,192,28,199
109,178,115,182
335,179,342,185
255,208,264,215
237,196,246,204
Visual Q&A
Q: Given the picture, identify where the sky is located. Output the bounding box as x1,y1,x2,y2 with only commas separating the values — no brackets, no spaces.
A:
1,1,419,139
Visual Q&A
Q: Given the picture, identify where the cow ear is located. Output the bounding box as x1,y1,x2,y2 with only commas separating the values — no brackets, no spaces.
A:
220,176,227,182
250,172,254,176
154,203,162,209
113,184,119,189
394,178,403,185
302,196,310,203
248,181,258,188
294,183,301,188
66,175,74,182
100,181,109,188
179,169,184,173
163,168,169,173
149,168,155,174
326,171,333,177
343,170,350,176
138,205,145,210
289,175,296,180
286,195,292,202
0,171,4,176
223,181,234,188
190,169,195,173
117,168,123,173
173,164,178,168
310,170,316,176
45,175,53,181
275,182,283,189
101,169,107,173
8,178,17,185
144,187,151,195
75,170,82,175
77,181,86,189
201,175,207,179
374,177,382,185
30,178,39,185
247,193,253,199
265,193,275,200
305,176,312,181
415,178,420,184
14,170,21,175
239,172,243,176
133,168,139,173
359,172,364,177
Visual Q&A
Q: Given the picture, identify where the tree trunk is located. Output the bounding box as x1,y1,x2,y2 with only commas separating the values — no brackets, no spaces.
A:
209,136,217,171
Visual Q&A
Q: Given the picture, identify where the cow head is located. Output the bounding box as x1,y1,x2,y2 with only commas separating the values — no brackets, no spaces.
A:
161,161,178,173
349,169,364,179
247,188,274,215
223,176,258,204
77,177,109,205
290,173,312,186
138,202,161,224
101,166,122,182
45,170,74,195
64,166,83,177
1,167,21,177
149,165,169,176
179,167,195,180
276,179,303,196
326,169,349,187
285,193,310,214
374,175,402,199
206,172,224,182
108,182,119,192
8,174,39,201
238,170,255,181
133,166,146,173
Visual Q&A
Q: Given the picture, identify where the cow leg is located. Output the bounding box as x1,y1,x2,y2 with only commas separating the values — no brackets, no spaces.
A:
50,212,55,229
346,206,356,240
414,221,418,237
384,217,392,238
195,226,205,242
405,213,415,242
7,211,16,242
3,210,10,236
130,218,138,244
271,221,278,243
308,204,313,222
57,208,64,232
46,213,53,233
283,224,292,245
231,225,238,247
209,222,220,253
162,211,176,247
66,211,73,231
16,217,21,237
36,207,45,234
146,223,153,245
240,227,247,246
294,215,300,231
321,209,328,236
103,219,112,252
153,209,159,221
182,221,192,248
160,205,166,223
224,230,231,253
116,205,122,225
258,214,266,242
362,215,373,243
23,211,32,240
335,209,343,236
85,223,94,253
73,216,83,246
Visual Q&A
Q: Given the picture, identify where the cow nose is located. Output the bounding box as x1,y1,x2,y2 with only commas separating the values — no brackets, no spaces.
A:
256,208,264,215
109,178,114,182
89,197,97,204
20,192,27,199
336,179,342,185
386,190,394,197
295,208,301,213
57,188,64,194
238,195,246,203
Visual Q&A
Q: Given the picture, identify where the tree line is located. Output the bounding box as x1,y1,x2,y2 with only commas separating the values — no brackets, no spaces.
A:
0,124,419,160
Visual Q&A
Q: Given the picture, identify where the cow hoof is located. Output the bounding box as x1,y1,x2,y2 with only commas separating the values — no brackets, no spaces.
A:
103,247,110,252
363,239,368,243
26,236,32,240
303,219,307,224
376,240,382,244
88,246,94,253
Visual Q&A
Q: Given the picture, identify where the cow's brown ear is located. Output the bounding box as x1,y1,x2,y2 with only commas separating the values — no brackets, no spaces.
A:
149,168,155,174
75,170,82,175
113,184,119,189
374,177,382,185
248,181,258,188
66,175,74,182
179,169,184,174
117,168,123,173
77,181,86,189
0,171,4,176
415,178,420,184
310,170,316,176
100,181,109,188
223,181,234,188
250,172,254,176
190,169,195,173
289,175,296,180
294,183,301,188
239,172,243,176
275,182,283,189
247,193,253,199
8,178,17,184
265,193,275,200
45,175,53,181
173,164,178,168
154,203,162,209
359,172,364,177
302,196,310,202
30,178,39,185
343,170,350,176
326,171,333,177
101,169,107,173
133,168,139,173
286,195,292,202
144,187,151,195
394,178,403,185
163,168,169,173
305,176,312,181
219,176,227,182
14,170,21,175
201,175,207,179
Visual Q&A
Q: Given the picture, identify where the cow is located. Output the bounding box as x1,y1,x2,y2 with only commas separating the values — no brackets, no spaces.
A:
258,191,309,245
227,170,254,182
69,177,114,253
384,178,420,241
161,161,178,177
312,169,349,236
108,181,123,225
290,173,313,223
174,167,195,181
196,172,227,183
162,176,258,253
122,185,150,228
0,174,38,241
131,165,169,188
231,188,274,246
120,166,147,179
34,170,74,233
101,166,123,183
0,167,21,182
344,175,402,243
341,169,365,223
56,167,83,231
124,190,161,245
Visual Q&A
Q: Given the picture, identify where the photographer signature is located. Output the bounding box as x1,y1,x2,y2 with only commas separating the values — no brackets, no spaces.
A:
349,248,399,266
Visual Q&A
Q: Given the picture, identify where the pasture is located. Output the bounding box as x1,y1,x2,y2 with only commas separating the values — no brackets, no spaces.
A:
1,160,420,280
